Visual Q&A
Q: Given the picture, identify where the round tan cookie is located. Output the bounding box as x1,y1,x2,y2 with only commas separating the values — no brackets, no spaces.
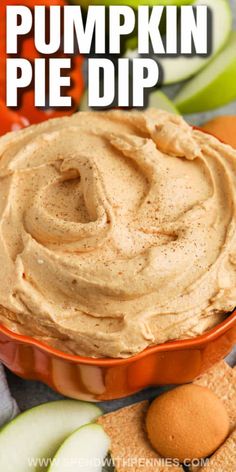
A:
146,384,229,461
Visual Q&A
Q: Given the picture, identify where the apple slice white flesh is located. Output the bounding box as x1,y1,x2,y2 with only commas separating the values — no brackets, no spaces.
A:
158,0,232,84
174,31,236,113
0,400,102,472
148,90,179,113
48,424,110,472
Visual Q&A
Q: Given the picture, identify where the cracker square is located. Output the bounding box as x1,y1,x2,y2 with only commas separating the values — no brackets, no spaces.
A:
198,428,236,472
190,361,236,471
99,361,236,472
194,361,236,431
98,401,183,471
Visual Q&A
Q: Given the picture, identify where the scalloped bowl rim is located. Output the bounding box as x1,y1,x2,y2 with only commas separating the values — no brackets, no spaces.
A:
0,310,235,366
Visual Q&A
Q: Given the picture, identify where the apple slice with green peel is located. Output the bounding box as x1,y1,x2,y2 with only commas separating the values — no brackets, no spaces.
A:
48,424,110,472
148,90,179,113
79,91,90,112
0,400,102,472
174,31,236,113
73,0,193,7
158,0,232,84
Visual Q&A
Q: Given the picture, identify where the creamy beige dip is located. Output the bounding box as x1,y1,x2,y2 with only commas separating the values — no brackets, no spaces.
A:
0,109,235,358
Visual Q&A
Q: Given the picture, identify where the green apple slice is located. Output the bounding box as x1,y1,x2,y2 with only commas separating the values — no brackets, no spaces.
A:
174,31,236,113
48,424,110,472
158,0,232,84
79,91,90,111
74,0,193,7
148,90,179,113
0,400,102,472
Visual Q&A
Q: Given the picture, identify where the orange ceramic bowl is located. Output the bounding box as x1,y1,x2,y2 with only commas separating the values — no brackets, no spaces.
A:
0,311,235,401
0,127,235,401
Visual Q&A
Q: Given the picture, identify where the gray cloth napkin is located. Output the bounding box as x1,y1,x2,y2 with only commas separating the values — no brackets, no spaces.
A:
0,365,19,428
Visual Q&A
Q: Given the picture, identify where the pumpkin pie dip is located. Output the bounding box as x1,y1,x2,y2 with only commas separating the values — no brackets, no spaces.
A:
0,109,235,358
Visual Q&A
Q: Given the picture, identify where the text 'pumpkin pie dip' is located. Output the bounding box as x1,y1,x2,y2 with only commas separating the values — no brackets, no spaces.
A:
0,109,236,358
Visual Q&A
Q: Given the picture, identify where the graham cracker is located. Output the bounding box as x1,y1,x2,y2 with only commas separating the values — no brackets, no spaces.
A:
198,429,236,472
190,361,236,472
98,361,236,472
193,361,236,431
98,401,183,472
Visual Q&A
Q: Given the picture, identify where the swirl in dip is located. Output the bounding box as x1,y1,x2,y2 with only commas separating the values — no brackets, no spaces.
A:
0,109,235,358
